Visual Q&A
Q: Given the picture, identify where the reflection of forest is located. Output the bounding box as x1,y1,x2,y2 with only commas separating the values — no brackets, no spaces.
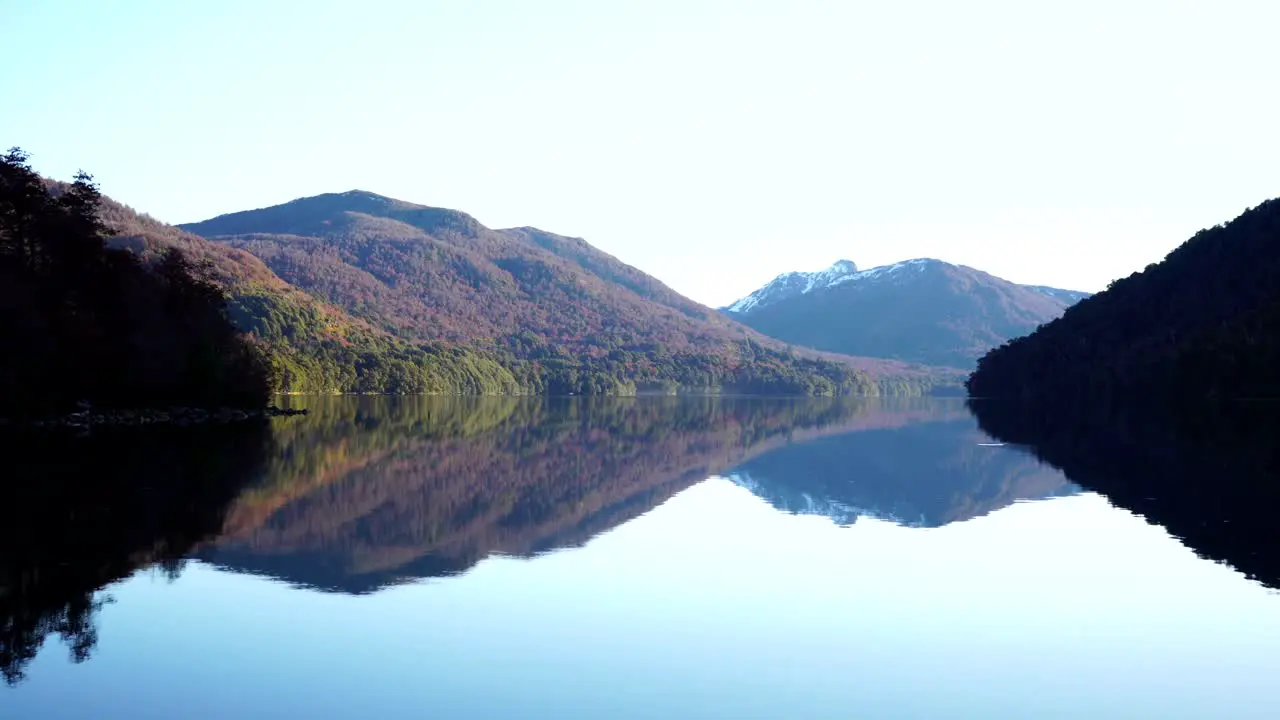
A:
0,424,272,685
970,399,1280,589
199,397,974,593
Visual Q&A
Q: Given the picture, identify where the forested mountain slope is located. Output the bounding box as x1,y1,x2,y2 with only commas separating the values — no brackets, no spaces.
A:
97,195,519,394
182,191,937,395
966,198,1280,402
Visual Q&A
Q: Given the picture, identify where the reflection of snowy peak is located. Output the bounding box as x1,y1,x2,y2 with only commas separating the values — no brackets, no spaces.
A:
723,418,1080,529
726,259,861,313
727,472,924,527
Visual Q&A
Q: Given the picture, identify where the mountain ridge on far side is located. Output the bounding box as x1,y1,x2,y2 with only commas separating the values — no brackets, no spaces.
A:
180,191,951,395
722,258,1090,369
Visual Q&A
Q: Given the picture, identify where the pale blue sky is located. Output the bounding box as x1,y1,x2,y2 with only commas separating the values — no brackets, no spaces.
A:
4,0,1279,305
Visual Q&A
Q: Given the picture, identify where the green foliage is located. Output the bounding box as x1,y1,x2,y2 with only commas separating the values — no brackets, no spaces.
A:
226,286,521,395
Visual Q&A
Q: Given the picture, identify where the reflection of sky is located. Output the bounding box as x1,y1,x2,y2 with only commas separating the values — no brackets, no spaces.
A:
10,478,1280,719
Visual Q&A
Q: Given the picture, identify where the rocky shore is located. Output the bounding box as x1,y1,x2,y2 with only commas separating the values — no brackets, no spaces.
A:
0,403,309,430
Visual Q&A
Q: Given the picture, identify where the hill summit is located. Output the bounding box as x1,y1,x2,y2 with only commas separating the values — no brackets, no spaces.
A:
724,258,1089,369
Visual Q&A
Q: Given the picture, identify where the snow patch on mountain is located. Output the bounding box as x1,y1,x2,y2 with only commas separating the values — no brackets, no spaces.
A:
1025,285,1092,304
726,259,859,313
832,258,932,286
724,258,942,315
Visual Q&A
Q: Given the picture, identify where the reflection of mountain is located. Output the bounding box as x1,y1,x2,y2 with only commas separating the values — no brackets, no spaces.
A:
197,397,966,594
0,425,271,685
970,399,1280,589
727,417,1076,527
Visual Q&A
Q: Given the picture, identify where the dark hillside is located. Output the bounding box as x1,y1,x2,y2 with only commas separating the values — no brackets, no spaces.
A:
967,199,1280,402
2,150,272,415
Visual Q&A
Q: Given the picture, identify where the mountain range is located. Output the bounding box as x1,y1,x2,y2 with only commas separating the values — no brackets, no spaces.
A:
83,176,1089,395
93,187,945,396
724,259,1089,369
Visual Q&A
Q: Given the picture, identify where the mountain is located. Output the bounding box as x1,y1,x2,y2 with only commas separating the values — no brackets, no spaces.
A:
179,191,933,395
723,258,1089,369
96,195,521,395
725,259,863,313
1022,285,1092,305
967,199,1280,403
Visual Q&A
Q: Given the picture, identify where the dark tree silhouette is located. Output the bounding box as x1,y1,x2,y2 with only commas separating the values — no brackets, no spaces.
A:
966,198,1280,404
0,148,274,416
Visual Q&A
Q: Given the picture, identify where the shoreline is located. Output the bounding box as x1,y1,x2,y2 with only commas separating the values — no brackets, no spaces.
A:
0,404,309,431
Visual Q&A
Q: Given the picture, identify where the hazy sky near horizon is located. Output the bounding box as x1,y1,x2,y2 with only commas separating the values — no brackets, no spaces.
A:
4,0,1279,305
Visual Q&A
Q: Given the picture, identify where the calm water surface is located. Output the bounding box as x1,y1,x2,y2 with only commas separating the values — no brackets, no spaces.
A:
4,397,1279,718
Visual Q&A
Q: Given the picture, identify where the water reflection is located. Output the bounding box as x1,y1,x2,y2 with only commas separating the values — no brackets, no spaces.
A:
198,396,981,593
729,416,1076,527
6,394,1280,698
969,398,1280,589
0,424,272,684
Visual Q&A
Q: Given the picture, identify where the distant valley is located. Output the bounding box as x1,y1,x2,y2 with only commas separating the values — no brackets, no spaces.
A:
724,259,1089,369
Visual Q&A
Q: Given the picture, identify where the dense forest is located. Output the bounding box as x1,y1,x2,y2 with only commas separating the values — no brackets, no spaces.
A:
0,149,273,416
100,195,527,395
966,198,1280,403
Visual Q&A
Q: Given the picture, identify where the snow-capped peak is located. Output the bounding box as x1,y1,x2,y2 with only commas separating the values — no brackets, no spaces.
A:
724,260,859,313
724,258,942,314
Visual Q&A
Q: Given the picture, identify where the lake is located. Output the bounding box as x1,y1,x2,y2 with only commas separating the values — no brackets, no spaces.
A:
4,396,1279,718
